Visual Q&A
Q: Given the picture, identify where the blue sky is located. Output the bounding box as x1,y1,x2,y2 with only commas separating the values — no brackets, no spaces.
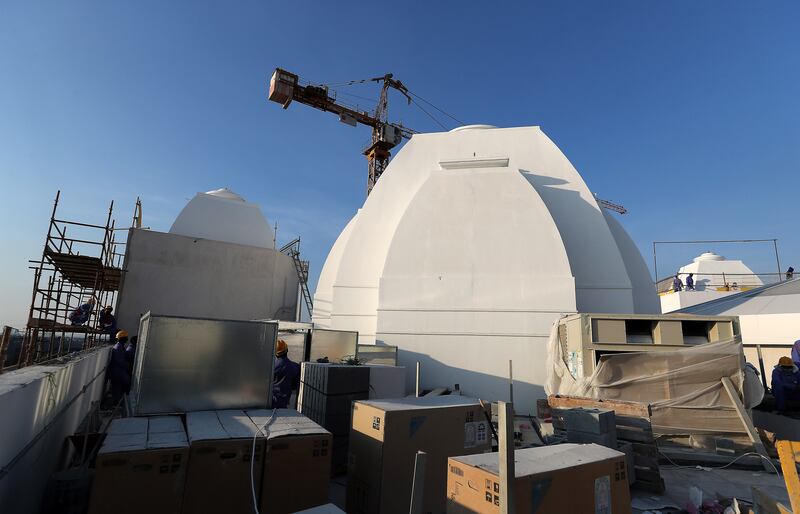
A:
1,1,799,328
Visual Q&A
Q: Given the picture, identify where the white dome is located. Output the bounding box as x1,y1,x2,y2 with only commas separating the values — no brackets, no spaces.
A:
169,189,275,249
313,125,658,409
694,251,725,262
449,124,497,132
205,187,245,202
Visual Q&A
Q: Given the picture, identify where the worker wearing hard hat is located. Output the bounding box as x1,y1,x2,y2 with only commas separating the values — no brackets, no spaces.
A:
772,356,800,413
272,339,300,409
108,330,132,405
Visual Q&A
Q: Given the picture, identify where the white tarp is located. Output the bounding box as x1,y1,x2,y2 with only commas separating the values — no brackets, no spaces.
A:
545,319,750,435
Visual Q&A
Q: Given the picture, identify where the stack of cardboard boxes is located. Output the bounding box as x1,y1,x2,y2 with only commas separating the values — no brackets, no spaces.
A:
249,409,332,513
298,363,371,473
182,410,264,514
88,410,331,514
347,396,492,514
89,416,188,514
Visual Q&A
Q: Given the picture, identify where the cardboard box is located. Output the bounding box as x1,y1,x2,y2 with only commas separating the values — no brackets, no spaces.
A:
89,416,188,514
347,396,492,514
446,443,631,514
181,410,264,514
248,409,332,514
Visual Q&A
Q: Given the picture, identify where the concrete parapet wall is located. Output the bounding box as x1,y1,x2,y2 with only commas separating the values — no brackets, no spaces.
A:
0,347,110,514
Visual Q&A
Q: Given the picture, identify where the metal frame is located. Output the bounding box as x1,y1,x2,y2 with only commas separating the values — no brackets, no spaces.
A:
6,191,129,372
652,238,782,285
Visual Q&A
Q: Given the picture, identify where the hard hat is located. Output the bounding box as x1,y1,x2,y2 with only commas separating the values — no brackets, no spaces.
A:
275,339,288,356
779,356,794,367
116,330,129,340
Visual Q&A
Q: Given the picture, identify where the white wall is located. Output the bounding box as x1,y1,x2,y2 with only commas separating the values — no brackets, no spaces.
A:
0,347,109,514
739,313,800,371
116,229,299,335
660,290,739,313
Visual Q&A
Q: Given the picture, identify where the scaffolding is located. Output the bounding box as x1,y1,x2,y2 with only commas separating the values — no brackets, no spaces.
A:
2,191,126,371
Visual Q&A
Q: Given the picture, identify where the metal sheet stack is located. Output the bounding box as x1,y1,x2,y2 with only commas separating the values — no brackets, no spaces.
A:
298,363,370,473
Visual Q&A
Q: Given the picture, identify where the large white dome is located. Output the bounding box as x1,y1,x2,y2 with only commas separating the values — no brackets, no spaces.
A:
312,125,659,410
169,188,275,249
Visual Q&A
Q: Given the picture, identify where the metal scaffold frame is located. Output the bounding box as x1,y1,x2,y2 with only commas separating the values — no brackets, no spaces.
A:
279,237,312,321
0,191,126,372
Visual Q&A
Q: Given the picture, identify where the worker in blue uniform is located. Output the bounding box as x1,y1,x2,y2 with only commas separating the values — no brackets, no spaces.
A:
672,275,683,292
272,339,300,409
68,298,95,325
108,330,132,406
772,356,800,413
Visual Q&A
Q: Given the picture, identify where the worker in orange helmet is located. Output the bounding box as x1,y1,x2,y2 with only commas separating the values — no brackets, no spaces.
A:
772,356,800,413
272,339,300,409
108,330,131,405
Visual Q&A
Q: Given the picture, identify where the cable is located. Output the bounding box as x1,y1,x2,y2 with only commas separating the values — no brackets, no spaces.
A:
657,449,781,476
250,409,277,514
411,99,448,130
408,91,465,126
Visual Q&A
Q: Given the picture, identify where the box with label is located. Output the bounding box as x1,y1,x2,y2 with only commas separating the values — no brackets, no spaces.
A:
446,443,631,514
248,409,332,514
88,416,188,514
181,410,264,514
347,396,492,514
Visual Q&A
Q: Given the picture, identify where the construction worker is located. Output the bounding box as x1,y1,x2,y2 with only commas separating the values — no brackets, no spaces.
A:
126,336,137,369
772,356,800,413
272,339,300,409
685,273,695,291
98,306,117,336
108,330,132,406
787,267,795,280
672,274,683,292
68,298,95,326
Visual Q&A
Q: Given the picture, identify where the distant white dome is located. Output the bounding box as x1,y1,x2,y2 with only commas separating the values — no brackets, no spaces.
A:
169,188,275,249
694,252,726,262
205,187,245,202
449,124,497,132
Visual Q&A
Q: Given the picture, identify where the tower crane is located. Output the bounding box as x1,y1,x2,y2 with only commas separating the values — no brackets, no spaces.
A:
268,68,416,195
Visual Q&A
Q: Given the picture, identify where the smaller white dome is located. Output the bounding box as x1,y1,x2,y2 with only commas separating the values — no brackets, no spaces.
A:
205,188,245,202
169,188,274,249
694,252,726,262
449,124,497,132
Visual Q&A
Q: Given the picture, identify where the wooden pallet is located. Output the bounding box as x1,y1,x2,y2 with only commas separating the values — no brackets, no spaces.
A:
548,395,665,493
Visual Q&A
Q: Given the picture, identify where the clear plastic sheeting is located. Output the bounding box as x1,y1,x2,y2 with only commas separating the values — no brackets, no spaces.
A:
545,319,750,435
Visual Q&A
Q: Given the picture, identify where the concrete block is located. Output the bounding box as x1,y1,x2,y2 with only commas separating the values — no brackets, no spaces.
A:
561,408,615,434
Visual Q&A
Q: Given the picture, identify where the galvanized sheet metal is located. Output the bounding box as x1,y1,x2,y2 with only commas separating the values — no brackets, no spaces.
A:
131,313,277,415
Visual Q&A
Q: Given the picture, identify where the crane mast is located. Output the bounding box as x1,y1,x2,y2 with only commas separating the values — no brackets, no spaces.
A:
268,68,414,195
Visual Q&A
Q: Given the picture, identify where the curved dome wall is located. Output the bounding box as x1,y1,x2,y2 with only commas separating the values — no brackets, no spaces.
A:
313,126,657,410
169,188,275,249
